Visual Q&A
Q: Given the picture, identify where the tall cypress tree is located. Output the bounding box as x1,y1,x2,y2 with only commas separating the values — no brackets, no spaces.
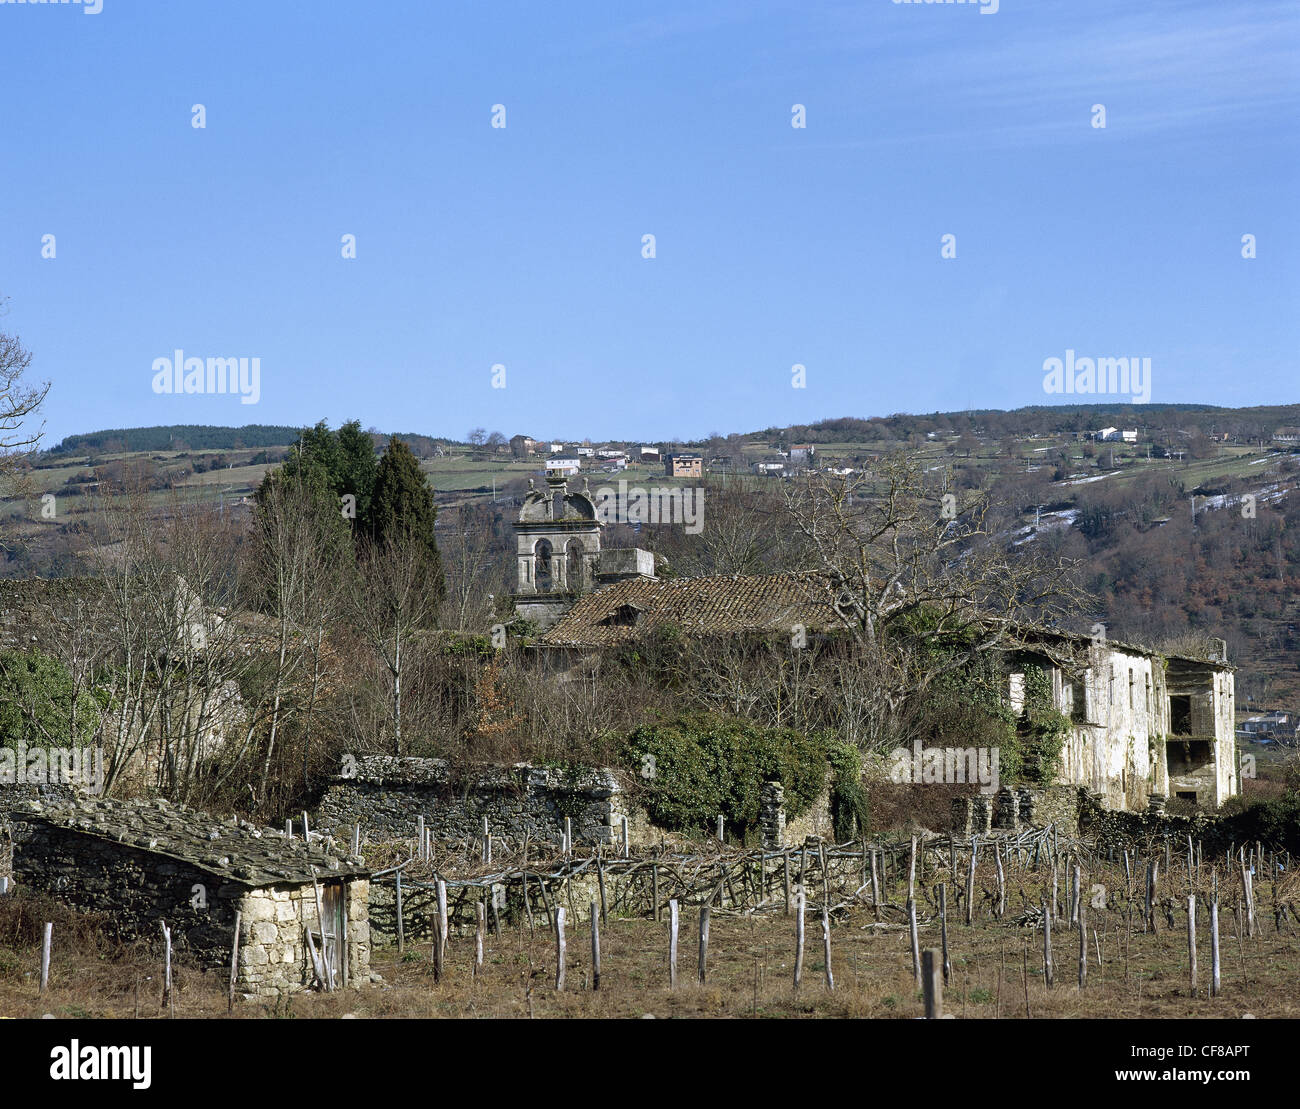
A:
370,435,445,607
336,419,378,528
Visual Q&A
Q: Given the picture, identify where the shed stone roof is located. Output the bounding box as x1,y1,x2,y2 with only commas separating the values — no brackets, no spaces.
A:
12,797,367,887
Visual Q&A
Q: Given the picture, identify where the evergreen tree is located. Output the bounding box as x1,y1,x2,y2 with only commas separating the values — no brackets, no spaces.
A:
257,419,337,506
371,435,445,607
336,420,378,528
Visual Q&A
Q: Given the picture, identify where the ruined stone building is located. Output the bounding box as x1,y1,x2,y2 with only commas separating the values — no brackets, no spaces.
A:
515,499,1237,812
1005,631,1236,811
10,797,371,994
511,474,656,631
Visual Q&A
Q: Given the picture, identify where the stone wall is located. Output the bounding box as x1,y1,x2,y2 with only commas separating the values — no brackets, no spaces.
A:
951,785,1082,837
236,880,370,995
1078,790,1227,852
315,757,635,848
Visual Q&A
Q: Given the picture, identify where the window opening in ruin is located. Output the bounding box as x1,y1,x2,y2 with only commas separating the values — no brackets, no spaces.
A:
534,539,553,593
1169,694,1192,736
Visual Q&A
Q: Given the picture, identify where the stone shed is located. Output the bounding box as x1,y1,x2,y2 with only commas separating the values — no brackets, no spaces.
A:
10,797,371,996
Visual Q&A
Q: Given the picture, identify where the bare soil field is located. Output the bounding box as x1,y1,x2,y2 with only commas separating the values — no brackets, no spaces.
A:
2,881,1295,1020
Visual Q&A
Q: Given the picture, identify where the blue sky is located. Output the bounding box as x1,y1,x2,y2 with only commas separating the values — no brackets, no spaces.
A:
2,0,1296,447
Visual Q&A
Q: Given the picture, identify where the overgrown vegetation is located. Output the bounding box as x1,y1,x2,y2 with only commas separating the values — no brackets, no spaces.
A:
620,713,830,839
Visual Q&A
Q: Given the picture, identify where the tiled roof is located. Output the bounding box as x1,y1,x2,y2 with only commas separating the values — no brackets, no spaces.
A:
536,571,843,647
534,571,1235,669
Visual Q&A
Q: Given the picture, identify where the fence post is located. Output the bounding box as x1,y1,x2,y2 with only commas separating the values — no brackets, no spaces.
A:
922,948,943,1018
821,905,834,991
161,920,172,1008
555,907,566,990
966,838,978,926
698,907,710,985
40,923,52,994
1210,887,1221,998
1042,899,1054,988
908,895,921,989
434,878,448,983
793,888,806,989
1077,902,1087,990
395,870,405,954
668,899,679,989
475,900,486,975
591,901,601,990
939,883,951,984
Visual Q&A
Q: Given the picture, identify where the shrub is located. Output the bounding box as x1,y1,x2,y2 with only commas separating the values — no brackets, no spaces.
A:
1222,790,1300,854
621,713,829,838
826,738,868,841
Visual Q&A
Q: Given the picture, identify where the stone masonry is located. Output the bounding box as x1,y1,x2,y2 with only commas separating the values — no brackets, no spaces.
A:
315,756,635,847
11,797,371,995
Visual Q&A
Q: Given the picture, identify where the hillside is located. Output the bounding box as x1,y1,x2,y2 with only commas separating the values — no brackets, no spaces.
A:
9,402,1300,714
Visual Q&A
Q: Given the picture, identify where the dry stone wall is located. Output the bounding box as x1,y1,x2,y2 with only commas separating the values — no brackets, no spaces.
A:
315,757,632,847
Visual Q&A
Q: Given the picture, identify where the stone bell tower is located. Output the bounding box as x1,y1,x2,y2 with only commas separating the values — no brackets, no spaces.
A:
511,475,603,631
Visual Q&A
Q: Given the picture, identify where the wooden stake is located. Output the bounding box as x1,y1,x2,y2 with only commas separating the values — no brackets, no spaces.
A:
668,899,679,989
554,906,566,990
922,948,943,1018
821,904,834,990
1077,902,1087,990
40,922,52,994
590,901,601,990
793,888,806,989
597,851,608,926
161,920,173,1008
435,879,448,981
939,882,951,983
475,900,485,975
698,906,710,985
1187,893,1197,997
1210,887,1221,998
395,870,405,954
966,837,978,926
1042,899,1054,988
908,897,921,989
